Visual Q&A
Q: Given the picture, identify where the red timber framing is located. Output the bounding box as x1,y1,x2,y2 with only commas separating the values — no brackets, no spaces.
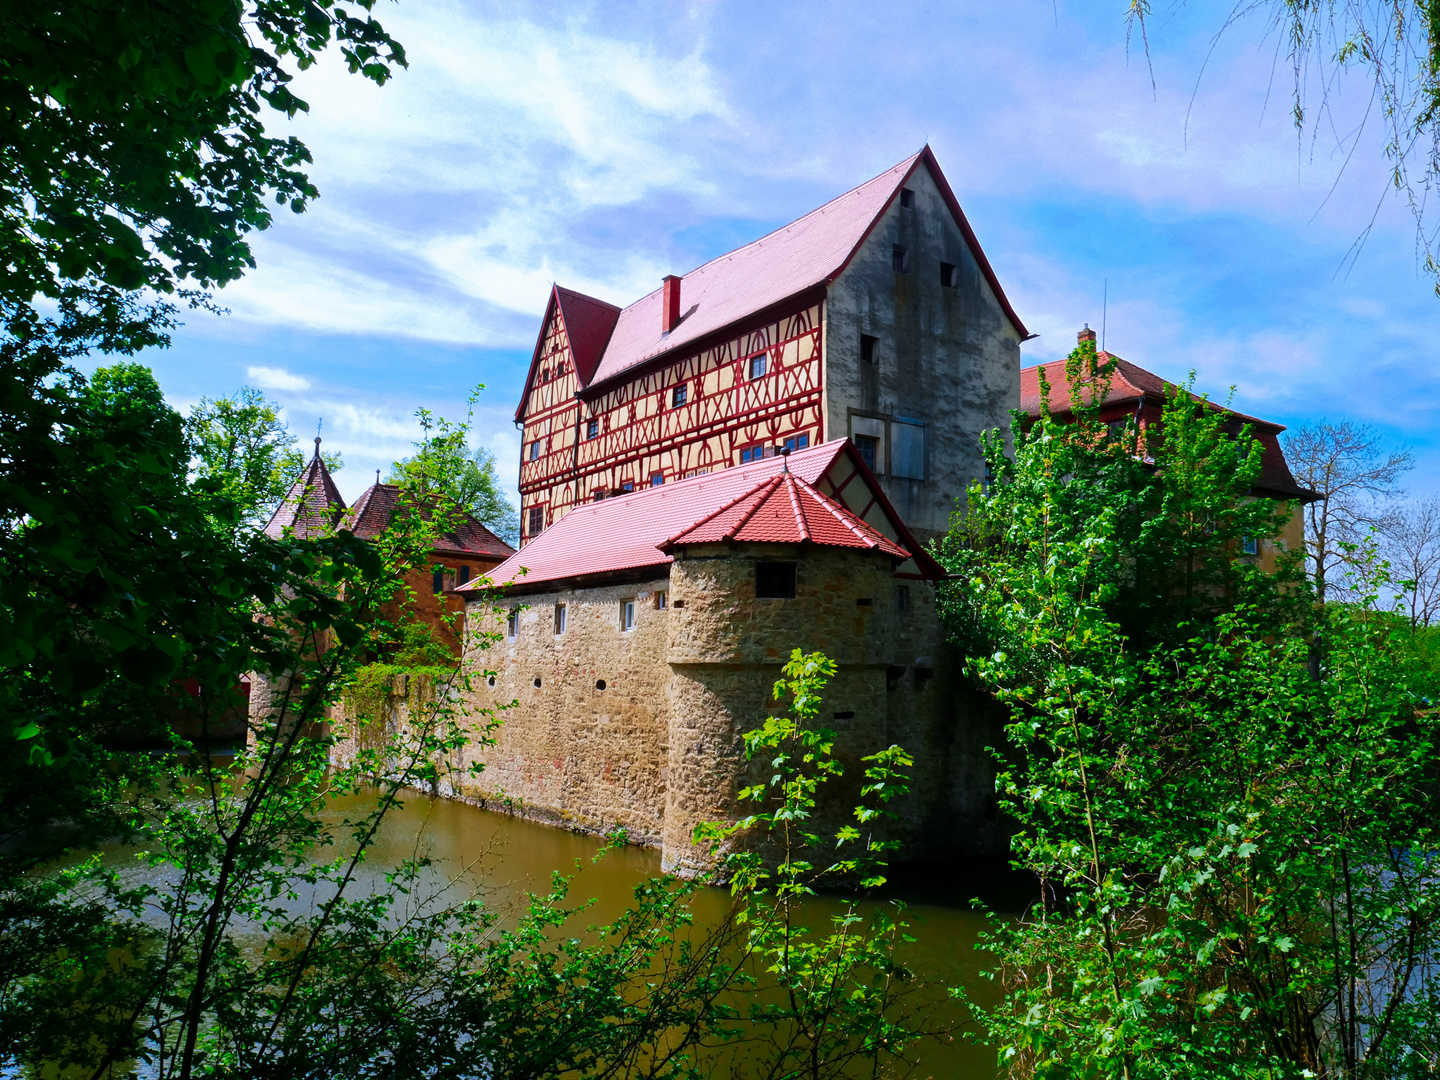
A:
518,302,824,544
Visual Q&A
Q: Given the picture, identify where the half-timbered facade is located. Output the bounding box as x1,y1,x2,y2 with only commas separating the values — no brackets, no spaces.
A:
515,147,1028,546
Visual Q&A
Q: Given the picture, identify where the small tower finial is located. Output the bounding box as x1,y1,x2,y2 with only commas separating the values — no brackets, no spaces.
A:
780,446,791,473
313,434,322,456
375,468,380,485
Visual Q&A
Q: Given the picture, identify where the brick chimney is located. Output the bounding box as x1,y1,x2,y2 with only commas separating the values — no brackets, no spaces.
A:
662,275,682,333
1078,324,1097,345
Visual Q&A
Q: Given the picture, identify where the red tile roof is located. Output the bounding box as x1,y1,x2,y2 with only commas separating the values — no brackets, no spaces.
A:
264,439,346,538
345,483,515,560
661,470,910,558
1019,355,1315,501
464,439,935,593
554,286,621,386
515,147,1027,419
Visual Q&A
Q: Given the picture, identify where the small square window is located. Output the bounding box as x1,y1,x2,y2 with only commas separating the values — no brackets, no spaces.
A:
650,472,664,487
620,600,636,631
892,245,908,274
507,609,519,638
655,591,667,610
896,585,911,612
621,480,634,492
527,506,544,537
748,354,767,380
854,435,878,472
554,603,567,634
587,418,599,439
940,262,958,288
755,562,797,599
861,334,878,365
672,385,687,407
899,187,914,208
529,441,541,461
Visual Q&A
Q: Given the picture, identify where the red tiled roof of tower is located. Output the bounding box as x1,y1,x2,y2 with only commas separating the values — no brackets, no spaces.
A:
1019,356,1315,501
662,471,909,558
264,439,346,538
466,439,937,592
515,147,1028,419
345,483,515,559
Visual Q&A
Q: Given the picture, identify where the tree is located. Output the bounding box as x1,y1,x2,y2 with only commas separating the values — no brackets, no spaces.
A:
387,395,520,546
1283,421,1412,603
1383,496,1440,628
188,387,344,530
938,341,1440,1077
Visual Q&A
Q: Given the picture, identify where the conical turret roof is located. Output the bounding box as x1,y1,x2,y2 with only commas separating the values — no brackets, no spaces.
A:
263,437,346,538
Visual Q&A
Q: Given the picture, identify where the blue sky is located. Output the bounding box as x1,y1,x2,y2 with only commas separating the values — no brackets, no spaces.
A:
126,0,1440,507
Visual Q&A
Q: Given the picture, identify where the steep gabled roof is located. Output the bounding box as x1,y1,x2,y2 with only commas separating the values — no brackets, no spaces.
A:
515,147,1026,419
662,470,910,558
264,438,346,538
463,439,939,594
1019,354,1316,502
345,482,515,560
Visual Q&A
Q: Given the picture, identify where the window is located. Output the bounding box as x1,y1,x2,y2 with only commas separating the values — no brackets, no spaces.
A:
587,418,599,440
1106,419,1127,443
892,245,908,273
783,434,809,453
854,435,878,472
892,420,925,479
899,187,914,208
528,440,541,461
432,567,444,594
655,591,667,610
507,609,519,638
457,565,470,586
527,506,544,537
1242,536,1259,556
620,480,634,492
755,562,797,599
861,334,878,364
748,353,767,379
620,600,636,631
896,585,911,612
554,603,567,634
940,262,958,288
538,367,548,383
740,444,768,464
650,472,664,487
671,385,687,407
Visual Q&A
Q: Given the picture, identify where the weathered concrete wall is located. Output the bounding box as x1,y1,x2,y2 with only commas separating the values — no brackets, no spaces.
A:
453,544,1009,876
823,159,1022,541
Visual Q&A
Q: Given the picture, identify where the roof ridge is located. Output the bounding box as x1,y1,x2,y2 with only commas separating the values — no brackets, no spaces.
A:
782,474,811,543
722,473,786,540
792,472,879,548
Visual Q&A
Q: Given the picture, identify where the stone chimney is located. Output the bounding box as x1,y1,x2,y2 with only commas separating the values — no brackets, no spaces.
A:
662,275,682,333
1078,324,1096,345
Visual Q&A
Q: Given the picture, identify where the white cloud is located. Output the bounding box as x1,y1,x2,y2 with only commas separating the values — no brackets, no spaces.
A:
246,365,312,391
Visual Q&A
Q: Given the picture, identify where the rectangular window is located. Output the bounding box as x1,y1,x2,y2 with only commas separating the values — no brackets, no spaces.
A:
432,567,444,594
621,480,634,492
892,420,925,479
507,609,519,638
854,435,878,472
748,353,767,380
940,262,958,288
896,585,911,612
650,472,664,487
592,490,606,502
783,434,809,453
892,245,908,273
527,506,544,537
672,385,687,407
755,562,797,599
528,440,541,461
586,418,598,439
1242,536,1259,556
654,591,667,610
554,603,567,634
620,600,636,631
861,334,878,364
740,444,768,464
457,565,470,586
899,187,914,208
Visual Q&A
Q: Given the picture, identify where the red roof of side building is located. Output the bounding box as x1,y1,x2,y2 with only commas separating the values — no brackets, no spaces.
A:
463,439,940,594
264,439,346,538
661,470,910,558
514,147,1028,420
1019,355,1316,501
345,482,515,560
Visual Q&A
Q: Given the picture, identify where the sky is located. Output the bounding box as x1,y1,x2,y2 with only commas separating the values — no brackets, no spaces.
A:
126,0,1440,508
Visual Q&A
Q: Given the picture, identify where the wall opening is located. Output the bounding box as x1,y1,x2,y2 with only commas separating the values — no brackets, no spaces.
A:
755,562,797,599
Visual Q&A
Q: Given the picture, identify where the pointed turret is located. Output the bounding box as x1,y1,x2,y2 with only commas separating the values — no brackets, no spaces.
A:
264,436,347,538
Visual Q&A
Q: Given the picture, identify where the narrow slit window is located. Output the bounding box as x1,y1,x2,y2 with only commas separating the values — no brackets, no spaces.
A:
620,600,636,631
755,562,797,599
507,609,519,638
940,262,958,288
861,334,878,364
892,245,908,274
655,591,667,610
554,603,567,634
896,585,911,612
432,567,444,594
